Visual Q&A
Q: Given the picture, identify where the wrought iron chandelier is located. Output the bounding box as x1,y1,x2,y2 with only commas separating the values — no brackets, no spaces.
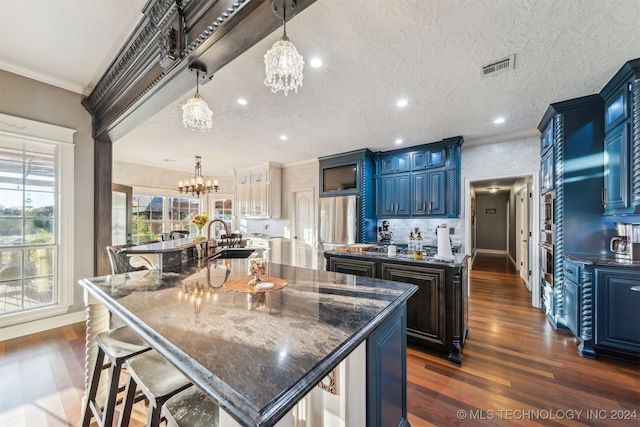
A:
178,156,219,197
264,0,304,95
182,65,213,131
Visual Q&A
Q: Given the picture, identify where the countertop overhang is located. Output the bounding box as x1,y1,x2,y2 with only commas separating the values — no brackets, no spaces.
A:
79,259,417,427
323,249,469,268
564,253,640,268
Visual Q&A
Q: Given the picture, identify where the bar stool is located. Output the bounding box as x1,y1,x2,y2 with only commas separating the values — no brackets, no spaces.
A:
118,350,193,427
162,387,220,427
81,326,151,427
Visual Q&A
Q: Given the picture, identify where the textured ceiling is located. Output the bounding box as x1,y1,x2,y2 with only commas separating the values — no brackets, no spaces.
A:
1,0,639,179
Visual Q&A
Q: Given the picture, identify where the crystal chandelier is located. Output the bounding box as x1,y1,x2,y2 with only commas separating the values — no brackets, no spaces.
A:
178,156,219,197
264,0,304,95
182,65,213,131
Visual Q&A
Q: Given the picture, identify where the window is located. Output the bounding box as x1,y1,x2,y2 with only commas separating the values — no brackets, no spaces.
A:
0,114,74,323
211,198,233,236
132,195,201,243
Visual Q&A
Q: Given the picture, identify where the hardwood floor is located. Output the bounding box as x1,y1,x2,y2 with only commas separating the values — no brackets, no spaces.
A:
407,253,640,426
1,253,638,426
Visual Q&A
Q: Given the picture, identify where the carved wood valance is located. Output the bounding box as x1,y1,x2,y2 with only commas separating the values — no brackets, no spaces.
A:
82,0,317,142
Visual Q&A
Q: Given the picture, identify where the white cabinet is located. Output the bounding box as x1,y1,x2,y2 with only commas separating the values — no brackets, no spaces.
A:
234,163,282,218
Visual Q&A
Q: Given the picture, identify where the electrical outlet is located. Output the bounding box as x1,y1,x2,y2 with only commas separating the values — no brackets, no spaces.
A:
449,227,455,234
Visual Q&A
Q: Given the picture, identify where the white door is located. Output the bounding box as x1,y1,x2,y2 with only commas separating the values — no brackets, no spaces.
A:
518,186,530,287
291,189,315,269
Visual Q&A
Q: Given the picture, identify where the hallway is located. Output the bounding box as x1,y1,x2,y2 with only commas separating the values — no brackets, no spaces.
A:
406,253,639,426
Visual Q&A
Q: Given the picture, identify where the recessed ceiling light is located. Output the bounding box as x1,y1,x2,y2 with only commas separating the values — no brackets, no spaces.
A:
237,98,248,105
280,135,288,141
488,187,500,193
396,99,408,107
494,117,505,124
310,57,323,68
395,138,403,144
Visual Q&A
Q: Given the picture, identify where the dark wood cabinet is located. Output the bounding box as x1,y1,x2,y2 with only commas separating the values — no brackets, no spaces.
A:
324,251,468,366
328,257,377,277
381,263,445,348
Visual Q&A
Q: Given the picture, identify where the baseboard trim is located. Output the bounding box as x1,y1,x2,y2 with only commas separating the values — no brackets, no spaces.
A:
475,249,507,254
0,311,86,341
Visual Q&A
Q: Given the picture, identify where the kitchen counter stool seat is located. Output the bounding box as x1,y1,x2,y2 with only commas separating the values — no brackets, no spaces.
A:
81,326,151,427
118,350,193,427
162,387,220,427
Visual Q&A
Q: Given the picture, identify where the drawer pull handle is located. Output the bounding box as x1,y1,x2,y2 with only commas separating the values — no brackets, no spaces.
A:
631,286,640,292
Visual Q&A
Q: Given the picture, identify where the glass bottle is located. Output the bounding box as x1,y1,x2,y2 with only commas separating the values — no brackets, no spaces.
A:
408,231,415,259
415,232,424,260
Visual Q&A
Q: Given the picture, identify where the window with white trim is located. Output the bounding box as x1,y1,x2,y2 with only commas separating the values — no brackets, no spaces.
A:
0,114,74,323
132,195,201,243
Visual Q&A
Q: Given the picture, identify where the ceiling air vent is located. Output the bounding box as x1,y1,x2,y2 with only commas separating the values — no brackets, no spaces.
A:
481,54,515,78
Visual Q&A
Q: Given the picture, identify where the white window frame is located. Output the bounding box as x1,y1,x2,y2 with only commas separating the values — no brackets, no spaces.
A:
0,114,75,327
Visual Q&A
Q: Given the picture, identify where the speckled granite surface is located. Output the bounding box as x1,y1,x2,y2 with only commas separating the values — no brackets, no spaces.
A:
79,259,417,427
564,253,640,268
324,249,469,268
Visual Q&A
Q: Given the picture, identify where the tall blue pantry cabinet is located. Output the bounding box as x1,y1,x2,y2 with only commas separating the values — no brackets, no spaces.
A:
537,95,607,331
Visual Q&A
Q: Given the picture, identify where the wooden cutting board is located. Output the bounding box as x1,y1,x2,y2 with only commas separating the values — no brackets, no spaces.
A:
224,276,288,293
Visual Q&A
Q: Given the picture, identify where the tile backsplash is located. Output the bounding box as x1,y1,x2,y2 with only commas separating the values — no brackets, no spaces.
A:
376,218,463,248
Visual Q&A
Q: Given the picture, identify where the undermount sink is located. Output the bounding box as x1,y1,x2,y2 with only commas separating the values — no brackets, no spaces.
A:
208,248,261,259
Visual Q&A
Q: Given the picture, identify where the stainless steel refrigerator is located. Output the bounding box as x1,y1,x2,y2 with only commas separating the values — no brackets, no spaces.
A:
318,195,357,252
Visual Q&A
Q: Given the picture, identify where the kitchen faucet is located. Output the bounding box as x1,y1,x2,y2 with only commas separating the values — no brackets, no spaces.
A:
206,219,231,257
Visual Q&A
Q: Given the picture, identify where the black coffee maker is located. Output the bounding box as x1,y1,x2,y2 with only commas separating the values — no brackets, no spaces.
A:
378,220,393,243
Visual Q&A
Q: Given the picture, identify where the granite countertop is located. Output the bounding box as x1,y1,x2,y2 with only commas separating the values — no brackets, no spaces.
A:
79,259,417,427
324,249,469,268
564,253,640,268
121,237,201,253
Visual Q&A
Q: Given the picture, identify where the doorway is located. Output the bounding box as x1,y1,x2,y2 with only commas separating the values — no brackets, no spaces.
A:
465,173,540,308
112,183,133,245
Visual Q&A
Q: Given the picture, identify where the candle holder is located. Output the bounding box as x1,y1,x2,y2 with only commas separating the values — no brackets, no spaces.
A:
248,258,267,285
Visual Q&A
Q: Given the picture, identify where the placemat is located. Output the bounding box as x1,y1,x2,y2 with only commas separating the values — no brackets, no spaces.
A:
224,276,288,293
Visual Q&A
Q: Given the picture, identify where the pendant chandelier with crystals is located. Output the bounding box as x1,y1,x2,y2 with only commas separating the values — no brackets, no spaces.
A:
178,156,219,197
264,0,304,95
182,65,213,131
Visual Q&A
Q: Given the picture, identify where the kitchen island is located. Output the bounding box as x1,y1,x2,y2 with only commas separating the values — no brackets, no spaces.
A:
324,249,469,366
79,258,417,426
120,238,206,272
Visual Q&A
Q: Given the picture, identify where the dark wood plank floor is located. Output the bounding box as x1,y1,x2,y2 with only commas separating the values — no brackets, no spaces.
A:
1,253,638,426
407,253,640,426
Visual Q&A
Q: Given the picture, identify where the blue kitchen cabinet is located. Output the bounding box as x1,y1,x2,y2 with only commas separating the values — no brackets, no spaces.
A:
537,94,605,331
411,147,445,170
540,118,554,155
376,136,463,219
600,58,640,215
540,147,554,194
380,152,410,175
379,173,411,217
603,123,631,211
594,266,640,364
411,170,445,216
562,259,581,337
